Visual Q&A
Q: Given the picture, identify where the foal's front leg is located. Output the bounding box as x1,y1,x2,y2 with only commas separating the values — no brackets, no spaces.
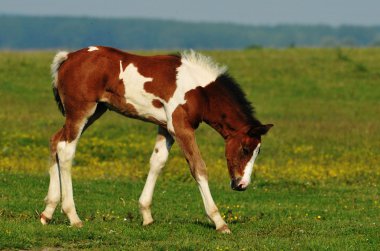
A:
139,127,174,225
172,113,230,233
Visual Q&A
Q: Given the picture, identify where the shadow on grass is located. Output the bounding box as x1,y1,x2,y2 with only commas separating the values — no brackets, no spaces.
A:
192,219,215,230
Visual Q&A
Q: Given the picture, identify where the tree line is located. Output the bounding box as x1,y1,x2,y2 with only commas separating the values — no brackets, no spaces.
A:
1,15,380,50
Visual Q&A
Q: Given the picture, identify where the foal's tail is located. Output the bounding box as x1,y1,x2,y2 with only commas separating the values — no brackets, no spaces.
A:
51,51,69,116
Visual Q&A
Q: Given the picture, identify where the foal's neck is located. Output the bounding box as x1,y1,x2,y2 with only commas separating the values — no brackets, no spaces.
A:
202,75,260,139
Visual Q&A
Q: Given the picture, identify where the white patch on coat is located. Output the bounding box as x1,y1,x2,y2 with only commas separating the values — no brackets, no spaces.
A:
239,143,261,189
88,46,99,52
117,51,227,133
51,51,69,88
166,51,227,133
119,61,167,122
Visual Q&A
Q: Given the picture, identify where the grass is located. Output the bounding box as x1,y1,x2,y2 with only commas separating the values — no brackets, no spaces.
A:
0,48,379,249
1,173,378,250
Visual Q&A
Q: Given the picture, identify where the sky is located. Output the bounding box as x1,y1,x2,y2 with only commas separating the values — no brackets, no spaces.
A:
1,0,380,26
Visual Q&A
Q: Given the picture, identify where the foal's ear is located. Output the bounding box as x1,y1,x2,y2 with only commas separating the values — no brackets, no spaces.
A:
248,124,274,137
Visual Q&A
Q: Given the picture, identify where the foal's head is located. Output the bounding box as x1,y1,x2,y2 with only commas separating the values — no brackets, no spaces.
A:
225,124,273,191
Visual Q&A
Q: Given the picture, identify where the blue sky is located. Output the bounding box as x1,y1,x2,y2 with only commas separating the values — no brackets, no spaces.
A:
1,0,380,26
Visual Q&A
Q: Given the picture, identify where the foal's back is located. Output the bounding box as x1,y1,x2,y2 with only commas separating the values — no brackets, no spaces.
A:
57,47,181,123
56,46,225,127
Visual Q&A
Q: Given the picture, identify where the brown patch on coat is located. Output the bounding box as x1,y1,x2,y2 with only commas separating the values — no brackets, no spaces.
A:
118,53,181,102
152,99,164,108
140,56,181,102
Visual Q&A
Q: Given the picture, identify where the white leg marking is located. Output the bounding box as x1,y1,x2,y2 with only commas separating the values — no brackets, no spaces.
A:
57,139,82,226
139,132,173,225
197,176,229,232
41,163,61,224
41,105,95,226
239,143,261,189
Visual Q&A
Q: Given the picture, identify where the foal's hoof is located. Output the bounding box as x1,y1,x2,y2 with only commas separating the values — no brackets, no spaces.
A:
40,213,51,225
142,219,154,226
217,225,231,234
71,221,84,228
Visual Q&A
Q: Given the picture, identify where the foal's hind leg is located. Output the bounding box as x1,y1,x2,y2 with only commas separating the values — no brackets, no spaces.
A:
41,102,106,226
139,127,174,225
40,128,64,225
41,117,86,226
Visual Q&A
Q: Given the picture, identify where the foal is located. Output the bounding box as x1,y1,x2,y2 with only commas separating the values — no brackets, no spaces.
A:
40,46,273,233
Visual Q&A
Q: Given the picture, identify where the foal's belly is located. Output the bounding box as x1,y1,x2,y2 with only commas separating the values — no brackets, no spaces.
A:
125,96,168,125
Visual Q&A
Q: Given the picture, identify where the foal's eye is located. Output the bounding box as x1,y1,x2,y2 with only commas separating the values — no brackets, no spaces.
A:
242,146,250,155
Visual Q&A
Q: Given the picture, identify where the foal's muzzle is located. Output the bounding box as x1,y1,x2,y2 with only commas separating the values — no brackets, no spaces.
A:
230,177,247,191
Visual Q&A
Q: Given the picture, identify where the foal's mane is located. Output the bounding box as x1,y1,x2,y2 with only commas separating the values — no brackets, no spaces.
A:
216,73,261,126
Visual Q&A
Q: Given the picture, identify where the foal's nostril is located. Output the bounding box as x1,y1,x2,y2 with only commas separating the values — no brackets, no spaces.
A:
231,178,246,191
238,184,247,191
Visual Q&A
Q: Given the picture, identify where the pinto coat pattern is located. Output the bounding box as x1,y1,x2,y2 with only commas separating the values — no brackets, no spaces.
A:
41,46,273,233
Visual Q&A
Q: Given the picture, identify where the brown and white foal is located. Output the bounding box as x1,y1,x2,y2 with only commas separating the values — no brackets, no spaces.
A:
40,46,273,233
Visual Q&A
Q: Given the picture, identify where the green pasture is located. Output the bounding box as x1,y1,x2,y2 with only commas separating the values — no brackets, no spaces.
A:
0,49,379,249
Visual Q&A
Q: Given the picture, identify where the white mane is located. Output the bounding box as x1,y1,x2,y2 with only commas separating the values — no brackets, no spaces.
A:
180,50,227,79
